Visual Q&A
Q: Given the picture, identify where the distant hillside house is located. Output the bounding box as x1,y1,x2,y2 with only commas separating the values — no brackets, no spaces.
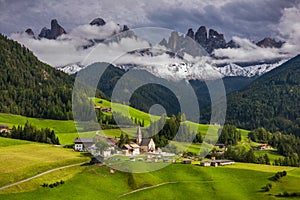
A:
0,124,9,133
252,144,271,150
200,159,235,167
136,126,155,152
214,143,226,149
74,138,95,151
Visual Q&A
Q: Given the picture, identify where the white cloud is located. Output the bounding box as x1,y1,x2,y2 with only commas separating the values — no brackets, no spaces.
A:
212,2,300,64
213,36,286,64
10,21,125,67
278,3,300,56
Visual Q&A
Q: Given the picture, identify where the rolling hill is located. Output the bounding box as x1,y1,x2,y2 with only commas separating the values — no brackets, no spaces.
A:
0,34,106,120
223,55,300,135
92,64,255,116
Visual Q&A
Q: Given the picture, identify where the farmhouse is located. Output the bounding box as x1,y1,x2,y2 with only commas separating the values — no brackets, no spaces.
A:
200,161,211,167
252,144,271,150
200,160,235,167
124,143,140,155
0,124,9,133
214,143,226,149
182,159,192,164
74,138,95,151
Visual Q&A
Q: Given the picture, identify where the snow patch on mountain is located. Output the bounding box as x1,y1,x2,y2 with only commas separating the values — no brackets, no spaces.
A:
57,63,84,74
57,59,288,80
215,60,287,77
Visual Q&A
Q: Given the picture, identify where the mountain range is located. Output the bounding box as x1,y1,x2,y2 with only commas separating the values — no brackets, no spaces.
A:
21,18,288,80
4,17,300,137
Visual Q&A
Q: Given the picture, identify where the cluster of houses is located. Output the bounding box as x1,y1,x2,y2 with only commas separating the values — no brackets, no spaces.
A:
74,126,156,157
210,143,227,155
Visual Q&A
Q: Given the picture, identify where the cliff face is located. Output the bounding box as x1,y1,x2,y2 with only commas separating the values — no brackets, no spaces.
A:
38,19,66,39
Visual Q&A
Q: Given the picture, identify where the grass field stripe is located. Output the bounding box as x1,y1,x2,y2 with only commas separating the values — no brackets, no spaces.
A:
0,162,86,191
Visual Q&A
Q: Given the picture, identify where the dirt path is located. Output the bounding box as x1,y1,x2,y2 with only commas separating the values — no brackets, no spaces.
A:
118,182,178,198
118,180,218,198
0,162,86,191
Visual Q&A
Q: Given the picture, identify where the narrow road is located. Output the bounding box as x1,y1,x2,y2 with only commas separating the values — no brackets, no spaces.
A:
0,162,86,191
118,182,178,198
118,180,218,198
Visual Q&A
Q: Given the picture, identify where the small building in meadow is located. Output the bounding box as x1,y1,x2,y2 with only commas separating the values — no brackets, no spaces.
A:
182,159,192,164
200,160,235,167
200,161,211,167
74,138,95,151
210,160,235,167
0,124,9,133
214,143,226,149
252,144,271,150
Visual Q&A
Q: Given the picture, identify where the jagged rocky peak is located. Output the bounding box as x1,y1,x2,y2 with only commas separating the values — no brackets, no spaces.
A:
159,38,168,46
186,28,194,39
90,18,106,26
122,25,129,32
25,28,34,37
226,40,239,48
195,26,208,46
50,19,66,38
256,37,284,48
206,28,227,52
209,29,225,40
38,19,66,39
38,27,50,38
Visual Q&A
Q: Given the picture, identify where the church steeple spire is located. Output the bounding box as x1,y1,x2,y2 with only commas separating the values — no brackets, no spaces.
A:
136,126,142,145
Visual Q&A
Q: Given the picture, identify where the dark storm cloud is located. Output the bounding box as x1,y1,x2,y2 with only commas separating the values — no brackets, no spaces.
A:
0,0,298,41
144,0,298,41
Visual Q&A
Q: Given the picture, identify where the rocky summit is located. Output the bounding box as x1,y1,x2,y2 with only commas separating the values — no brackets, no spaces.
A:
90,18,106,26
38,19,66,39
256,37,284,48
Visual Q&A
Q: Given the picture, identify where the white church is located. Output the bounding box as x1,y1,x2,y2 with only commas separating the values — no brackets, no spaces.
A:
123,126,156,155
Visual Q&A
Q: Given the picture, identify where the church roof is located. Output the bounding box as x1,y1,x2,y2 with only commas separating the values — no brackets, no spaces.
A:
140,138,152,146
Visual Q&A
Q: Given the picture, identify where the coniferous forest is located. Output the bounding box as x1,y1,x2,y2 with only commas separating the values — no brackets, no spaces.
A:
0,34,74,119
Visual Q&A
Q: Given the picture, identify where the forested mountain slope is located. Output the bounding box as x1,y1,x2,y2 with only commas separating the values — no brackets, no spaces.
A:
224,55,300,135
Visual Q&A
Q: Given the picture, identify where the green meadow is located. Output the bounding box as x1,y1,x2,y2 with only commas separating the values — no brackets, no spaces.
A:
1,163,299,200
0,138,89,188
92,97,160,126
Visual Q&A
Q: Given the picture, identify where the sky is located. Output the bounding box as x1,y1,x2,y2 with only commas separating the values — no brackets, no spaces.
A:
0,0,299,41
1,0,300,71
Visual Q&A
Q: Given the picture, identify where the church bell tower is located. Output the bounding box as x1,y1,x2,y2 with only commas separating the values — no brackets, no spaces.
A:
136,126,142,145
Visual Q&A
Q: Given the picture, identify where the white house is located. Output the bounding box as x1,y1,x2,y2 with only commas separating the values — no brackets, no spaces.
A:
74,138,95,151
124,143,140,155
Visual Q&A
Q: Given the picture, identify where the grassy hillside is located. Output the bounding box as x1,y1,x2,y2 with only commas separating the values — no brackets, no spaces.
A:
0,139,89,187
0,113,140,144
92,98,160,126
1,163,299,199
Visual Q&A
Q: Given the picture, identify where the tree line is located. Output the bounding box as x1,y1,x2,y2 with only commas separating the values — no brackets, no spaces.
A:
148,113,203,148
0,122,60,145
